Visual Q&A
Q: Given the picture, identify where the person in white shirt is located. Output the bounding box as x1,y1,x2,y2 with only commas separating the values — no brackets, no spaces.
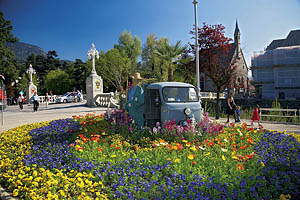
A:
18,94,25,110
32,92,40,112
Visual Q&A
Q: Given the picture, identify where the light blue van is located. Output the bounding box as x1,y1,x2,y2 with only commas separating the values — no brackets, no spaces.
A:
144,82,202,128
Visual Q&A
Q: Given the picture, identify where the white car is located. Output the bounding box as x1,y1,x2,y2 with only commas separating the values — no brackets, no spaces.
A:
56,92,76,103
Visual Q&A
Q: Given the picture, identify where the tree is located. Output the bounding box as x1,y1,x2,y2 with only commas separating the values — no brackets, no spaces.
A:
0,12,19,97
114,30,141,74
69,59,89,92
96,48,130,92
155,39,189,81
190,23,238,119
43,68,71,95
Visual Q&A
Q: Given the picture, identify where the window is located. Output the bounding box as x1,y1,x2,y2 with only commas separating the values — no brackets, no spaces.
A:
163,87,198,102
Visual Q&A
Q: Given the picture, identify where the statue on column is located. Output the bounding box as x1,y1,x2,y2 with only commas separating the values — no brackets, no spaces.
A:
26,64,37,103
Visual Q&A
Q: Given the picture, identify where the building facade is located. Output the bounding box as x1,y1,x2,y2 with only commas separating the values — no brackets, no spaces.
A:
251,29,300,100
202,21,249,96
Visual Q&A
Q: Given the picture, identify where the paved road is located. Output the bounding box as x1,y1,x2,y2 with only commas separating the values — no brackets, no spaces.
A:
0,103,299,134
0,102,107,133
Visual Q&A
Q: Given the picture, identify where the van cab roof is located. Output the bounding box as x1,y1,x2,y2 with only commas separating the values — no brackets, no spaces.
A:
146,82,195,90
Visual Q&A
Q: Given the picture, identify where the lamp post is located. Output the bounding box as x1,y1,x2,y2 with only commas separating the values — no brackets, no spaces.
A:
193,0,201,95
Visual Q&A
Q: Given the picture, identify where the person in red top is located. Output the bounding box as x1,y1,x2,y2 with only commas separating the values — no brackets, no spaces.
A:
251,104,262,127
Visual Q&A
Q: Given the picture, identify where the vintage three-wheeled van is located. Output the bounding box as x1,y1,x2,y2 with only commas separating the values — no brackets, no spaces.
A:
144,82,202,128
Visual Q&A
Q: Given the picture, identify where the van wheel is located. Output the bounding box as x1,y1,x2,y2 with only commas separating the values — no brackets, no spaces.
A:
63,99,67,103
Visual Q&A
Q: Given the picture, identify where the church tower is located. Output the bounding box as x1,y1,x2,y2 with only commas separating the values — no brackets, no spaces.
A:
234,20,241,56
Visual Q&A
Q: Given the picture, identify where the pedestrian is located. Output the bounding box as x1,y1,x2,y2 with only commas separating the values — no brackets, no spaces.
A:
226,93,237,123
45,93,49,108
236,106,241,122
18,94,25,110
251,104,262,127
76,90,82,102
32,92,40,112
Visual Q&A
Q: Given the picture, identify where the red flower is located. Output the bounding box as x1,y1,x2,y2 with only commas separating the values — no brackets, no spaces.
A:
240,146,246,150
237,164,243,170
134,146,139,151
110,144,115,148
116,146,119,150
192,161,197,165
102,139,106,143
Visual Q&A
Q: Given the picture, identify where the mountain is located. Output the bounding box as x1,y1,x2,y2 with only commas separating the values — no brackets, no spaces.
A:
5,42,47,61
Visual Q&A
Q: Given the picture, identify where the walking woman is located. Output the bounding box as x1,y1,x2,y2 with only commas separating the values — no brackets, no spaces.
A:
226,93,237,122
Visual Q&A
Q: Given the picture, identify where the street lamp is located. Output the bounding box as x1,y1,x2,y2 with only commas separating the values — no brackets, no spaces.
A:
193,0,201,96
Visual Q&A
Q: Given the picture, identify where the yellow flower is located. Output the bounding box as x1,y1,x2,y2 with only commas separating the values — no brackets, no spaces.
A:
204,152,211,156
190,147,197,151
222,155,226,160
261,161,265,167
182,140,187,143
174,159,180,163
13,189,19,196
188,154,195,160
111,154,116,158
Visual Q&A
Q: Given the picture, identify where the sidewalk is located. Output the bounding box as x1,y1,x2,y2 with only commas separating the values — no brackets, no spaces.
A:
0,102,107,133
218,118,300,134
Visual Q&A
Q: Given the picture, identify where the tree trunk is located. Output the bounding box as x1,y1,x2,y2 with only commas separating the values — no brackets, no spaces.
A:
215,87,220,120
168,66,173,82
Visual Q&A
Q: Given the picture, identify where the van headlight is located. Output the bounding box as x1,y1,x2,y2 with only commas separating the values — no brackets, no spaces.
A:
184,107,191,115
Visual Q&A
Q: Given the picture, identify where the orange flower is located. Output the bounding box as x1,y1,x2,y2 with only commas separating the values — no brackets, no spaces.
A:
237,164,243,170
232,144,237,147
166,158,171,161
186,142,191,147
207,142,214,147
233,148,237,152
97,147,103,152
172,146,179,150
247,138,254,144
134,146,139,151
110,144,115,148
240,146,246,150
192,161,196,165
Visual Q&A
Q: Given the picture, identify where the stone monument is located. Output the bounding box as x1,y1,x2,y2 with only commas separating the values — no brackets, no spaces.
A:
26,64,37,103
86,43,103,107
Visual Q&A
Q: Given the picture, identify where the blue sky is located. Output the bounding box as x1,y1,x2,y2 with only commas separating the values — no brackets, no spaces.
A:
1,0,300,69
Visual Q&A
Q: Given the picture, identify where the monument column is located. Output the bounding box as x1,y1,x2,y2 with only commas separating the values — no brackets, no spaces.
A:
26,64,37,103
86,43,103,107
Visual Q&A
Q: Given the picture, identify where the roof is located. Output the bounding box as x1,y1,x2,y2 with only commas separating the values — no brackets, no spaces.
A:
266,39,285,50
266,29,300,50
147,82,195,89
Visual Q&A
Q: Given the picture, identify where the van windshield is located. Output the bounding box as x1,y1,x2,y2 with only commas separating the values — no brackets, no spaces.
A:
163,87,199,102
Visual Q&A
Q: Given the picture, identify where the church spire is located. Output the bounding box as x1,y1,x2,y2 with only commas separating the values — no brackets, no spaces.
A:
234,19,240,46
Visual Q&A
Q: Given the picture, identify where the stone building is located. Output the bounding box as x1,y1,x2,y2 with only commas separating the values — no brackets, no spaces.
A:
202,21,249,96
251,29,300,99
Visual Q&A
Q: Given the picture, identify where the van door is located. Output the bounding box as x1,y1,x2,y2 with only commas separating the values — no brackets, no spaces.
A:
145,89,161,127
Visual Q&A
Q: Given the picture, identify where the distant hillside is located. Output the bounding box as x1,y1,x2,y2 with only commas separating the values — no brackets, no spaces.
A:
5,42,47,61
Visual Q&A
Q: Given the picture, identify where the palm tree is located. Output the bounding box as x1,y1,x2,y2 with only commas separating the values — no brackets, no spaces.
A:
155,40,189,81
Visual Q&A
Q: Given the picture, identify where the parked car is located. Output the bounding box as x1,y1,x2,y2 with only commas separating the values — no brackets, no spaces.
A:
56,92,76,103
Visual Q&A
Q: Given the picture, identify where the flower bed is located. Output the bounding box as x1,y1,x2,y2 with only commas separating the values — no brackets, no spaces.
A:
0,111,299,200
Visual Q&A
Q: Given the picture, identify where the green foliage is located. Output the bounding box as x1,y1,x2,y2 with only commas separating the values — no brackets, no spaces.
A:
68,59,89,92
114,30,141,74
96,48,130,92
43,68,71,95
154,39,189,81
0,12,19,96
